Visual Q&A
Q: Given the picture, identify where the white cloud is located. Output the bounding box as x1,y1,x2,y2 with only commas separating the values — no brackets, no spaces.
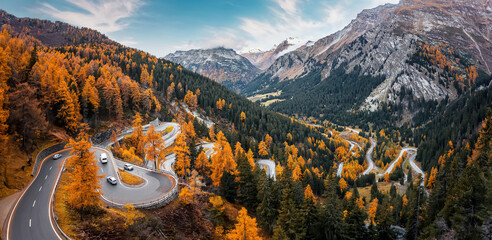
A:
120,38,137,47
272,0,300,16
324,5,349,25
38,0,144,33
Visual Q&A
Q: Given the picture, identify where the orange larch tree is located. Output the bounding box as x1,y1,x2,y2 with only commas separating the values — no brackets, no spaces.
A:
174,133,191,178
240,112,246,126
129,113,145,156
368,198,379,225
0,40,11,154
145,125,165,170
225,207,261,240
339,178,348,192
258,141,268,157
426,167,438,189
195,150,210,176
265,134,273,149
210,131,236,187
166,82,175,101
184,90,198,110
65,133,101,211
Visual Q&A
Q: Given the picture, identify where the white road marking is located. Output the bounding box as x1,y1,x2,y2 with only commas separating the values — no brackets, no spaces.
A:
29,219,31,227
45,175,48,180
39,186,42,191
32,200,36,207
50,166,52,170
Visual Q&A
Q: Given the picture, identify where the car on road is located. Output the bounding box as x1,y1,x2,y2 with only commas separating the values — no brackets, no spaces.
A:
107,176,117,185
100,153,108,164
124,163,133,171
52,153,62,160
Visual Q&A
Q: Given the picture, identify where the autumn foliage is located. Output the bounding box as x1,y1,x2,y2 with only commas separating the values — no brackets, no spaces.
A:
65,133,101,211
225,207,261,240
210,131,237,187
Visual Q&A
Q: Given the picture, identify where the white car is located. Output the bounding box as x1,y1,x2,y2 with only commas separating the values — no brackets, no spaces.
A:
52,154,62,160
107,176,117,185
124,163,133,171
100,153,108,164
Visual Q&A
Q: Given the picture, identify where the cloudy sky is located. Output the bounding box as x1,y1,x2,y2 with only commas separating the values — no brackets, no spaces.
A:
2,0,399,57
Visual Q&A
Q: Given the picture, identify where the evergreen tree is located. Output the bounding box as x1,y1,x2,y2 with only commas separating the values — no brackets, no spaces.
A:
375,202,396,240
220,171,237,202
256,173,279,233
237,152,258,210
322,174,347,240
344,196,369,240
404,182,426,240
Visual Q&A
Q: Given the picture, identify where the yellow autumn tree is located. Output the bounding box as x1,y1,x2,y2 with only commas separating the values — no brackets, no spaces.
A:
166,82,175,101
225,207,261,240
184,90,198,110
258,141,268,157
0,42,10,154
81,75,100,115
123,204,139,229
179,186,193,205
246,149,255,169
234,142,244,158
292,164,302,181
195,150,210,176
263,134,272,149
304,184,316,201
209,195,225,221
368,198,379,225
286,133,293,142
384,172,390,183
275,163,284,177
183,120,196,142
174,133,191,177
130,113,145,156
210,131,237,187
426,167,438,189
240,112,246,126
145,125,164,170
357,197,365,209
65,133,101,211
339,178,348,192
216,98,226,110
209,124,216,141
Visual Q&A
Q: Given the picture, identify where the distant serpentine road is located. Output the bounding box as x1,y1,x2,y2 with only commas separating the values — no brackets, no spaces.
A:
6,122,181,240
362,138,377,175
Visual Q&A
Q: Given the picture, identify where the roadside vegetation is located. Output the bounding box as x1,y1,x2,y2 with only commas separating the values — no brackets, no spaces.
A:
119,169,144,186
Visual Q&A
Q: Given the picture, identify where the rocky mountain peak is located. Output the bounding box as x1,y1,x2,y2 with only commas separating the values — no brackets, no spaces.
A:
164,47,259,91
242,0,491,120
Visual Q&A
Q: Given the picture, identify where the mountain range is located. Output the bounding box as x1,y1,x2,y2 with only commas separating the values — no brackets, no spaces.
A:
164,47,259,91
166,0,492,126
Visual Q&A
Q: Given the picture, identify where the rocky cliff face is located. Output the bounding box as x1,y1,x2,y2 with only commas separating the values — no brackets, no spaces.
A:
244,0,492,112
164,47,259,91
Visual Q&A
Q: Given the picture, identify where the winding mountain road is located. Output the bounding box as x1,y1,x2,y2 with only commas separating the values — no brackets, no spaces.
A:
362,138,377,175
257,159,276,180
337,136,375,177
384,147,417,175
6,121,181,240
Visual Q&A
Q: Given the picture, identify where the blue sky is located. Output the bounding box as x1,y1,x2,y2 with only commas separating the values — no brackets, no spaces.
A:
2,0,399,57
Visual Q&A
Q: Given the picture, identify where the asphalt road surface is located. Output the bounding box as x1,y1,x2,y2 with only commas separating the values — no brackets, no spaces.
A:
257,159,276,180
8,150,69,240
7,122,180,240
